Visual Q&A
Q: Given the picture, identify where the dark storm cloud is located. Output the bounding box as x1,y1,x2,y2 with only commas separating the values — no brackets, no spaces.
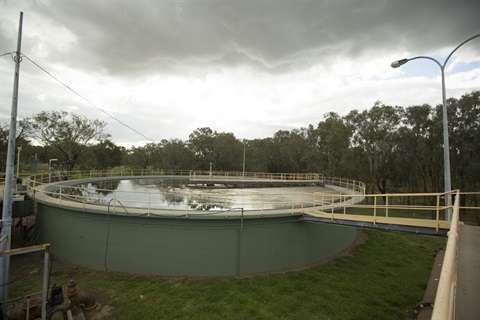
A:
1,0,478,145
6,0,478,76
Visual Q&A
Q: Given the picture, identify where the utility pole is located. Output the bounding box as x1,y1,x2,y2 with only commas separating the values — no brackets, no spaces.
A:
1,11,23,304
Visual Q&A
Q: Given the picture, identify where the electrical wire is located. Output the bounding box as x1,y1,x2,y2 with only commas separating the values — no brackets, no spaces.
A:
0,51,15,57
21,54,155,142
104,199,113,272
104,198,145,271
0,253,44,287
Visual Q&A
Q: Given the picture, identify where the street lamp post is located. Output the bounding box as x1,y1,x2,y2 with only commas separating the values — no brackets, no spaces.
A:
391,33,480,219
49,159,58,183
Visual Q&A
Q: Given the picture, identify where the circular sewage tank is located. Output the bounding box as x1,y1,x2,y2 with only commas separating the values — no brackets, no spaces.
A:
33,175,357,276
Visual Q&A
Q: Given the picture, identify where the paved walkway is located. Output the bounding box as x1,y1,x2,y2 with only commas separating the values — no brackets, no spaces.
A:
456,224,480,320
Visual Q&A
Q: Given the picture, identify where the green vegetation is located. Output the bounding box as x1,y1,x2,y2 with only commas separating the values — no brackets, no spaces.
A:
3,91,479,197
10,230,445,319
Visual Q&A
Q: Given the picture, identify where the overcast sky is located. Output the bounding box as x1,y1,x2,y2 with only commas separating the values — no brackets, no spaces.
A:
1,0,479,148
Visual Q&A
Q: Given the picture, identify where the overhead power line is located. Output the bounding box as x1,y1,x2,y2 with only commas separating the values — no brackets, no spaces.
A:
16,54,155,142
0,52,15,57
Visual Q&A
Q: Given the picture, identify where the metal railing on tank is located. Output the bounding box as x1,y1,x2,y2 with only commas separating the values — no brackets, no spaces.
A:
304,190,460,233
189,171,366,193
25,171,364,217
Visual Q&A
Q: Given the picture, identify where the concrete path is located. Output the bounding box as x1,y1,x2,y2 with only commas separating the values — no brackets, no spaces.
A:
456,224,480,320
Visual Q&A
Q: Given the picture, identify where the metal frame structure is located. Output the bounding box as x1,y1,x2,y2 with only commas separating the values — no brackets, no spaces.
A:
0,243,50,320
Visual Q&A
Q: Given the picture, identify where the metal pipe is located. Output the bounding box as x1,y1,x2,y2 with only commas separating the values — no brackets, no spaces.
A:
42,246,49,320
26,296,30,320
0,11,23,304
413,247,445,319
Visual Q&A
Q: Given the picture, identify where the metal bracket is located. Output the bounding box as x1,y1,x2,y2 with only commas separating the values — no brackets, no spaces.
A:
0,234,7,246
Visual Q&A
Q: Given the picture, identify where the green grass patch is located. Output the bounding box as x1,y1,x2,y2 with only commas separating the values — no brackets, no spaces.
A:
9,230,444,319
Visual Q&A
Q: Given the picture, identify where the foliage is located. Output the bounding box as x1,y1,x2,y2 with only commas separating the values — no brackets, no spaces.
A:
346,102,403,194
19,111,110,171
0,120,29,172
188,127,244,171
4,91,479,194
82,139,125,170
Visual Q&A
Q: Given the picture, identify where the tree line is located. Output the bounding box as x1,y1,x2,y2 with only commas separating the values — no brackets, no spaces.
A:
1,90,478,194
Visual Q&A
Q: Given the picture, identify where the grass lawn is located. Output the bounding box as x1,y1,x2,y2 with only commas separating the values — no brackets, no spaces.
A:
9,229,445,320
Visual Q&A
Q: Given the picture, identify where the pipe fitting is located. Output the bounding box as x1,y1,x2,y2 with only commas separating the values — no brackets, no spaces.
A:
77,291,98,310
65,278,97,310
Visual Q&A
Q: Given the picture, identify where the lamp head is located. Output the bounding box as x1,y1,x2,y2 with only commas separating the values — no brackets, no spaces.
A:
391,58,408,68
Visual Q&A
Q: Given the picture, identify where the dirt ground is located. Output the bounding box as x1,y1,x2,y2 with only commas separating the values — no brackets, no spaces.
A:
6,221,113,320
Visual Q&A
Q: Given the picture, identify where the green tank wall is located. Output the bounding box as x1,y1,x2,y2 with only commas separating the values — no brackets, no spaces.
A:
36,203,357,277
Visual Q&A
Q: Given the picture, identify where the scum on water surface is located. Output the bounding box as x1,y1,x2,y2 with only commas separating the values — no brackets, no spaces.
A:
59,178,335,211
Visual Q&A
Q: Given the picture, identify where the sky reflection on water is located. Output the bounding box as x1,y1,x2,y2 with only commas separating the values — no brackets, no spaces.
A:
69,178,333,211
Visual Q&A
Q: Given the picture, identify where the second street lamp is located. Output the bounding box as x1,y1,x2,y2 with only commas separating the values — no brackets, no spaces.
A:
391,33,480,220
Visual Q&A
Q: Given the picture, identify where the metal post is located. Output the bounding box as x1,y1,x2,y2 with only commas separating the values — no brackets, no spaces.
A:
0,11,23,304
440,67,451,217
391,33,480,220
48,159,58,183
242,141,246,177
42,246,50,320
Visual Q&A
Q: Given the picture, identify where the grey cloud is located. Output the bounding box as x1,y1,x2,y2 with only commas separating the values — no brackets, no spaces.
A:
4,0,477,77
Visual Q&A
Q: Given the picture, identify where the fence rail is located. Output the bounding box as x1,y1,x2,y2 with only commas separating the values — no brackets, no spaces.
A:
189,171,366,194
11,171,479,224
303,190,460,233
431,190,460,319
25,171,364,216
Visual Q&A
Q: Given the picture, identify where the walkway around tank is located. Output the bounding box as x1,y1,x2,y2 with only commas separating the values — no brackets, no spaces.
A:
456,224,480,320
301,188,455,236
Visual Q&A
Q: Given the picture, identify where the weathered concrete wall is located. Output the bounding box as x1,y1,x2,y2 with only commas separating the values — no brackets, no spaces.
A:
36,203,357,277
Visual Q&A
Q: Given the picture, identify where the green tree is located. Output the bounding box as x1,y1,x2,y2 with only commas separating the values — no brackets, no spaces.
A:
188,127,215,170
127,142,161,170
301,124,323,173
20,111,110,171
213,132,243,171
396,104,443,193
82,139,125,170
316,112,351,177
268,129,309,173
244,138,273,173
160,139,195,170
0,120,30,172
188,128,243,171
345,102,403,194
449,91,480,192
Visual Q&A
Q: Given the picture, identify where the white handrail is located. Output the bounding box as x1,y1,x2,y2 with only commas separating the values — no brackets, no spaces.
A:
431,190,460,319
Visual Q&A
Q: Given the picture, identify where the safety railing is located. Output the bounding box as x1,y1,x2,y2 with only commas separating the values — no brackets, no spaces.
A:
303,191,459,233
25,171,363,217
431,190,460,319
458,191,480,226
25,169,190,188
189,170,324,182
29,183,318,215
189,171,366,194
